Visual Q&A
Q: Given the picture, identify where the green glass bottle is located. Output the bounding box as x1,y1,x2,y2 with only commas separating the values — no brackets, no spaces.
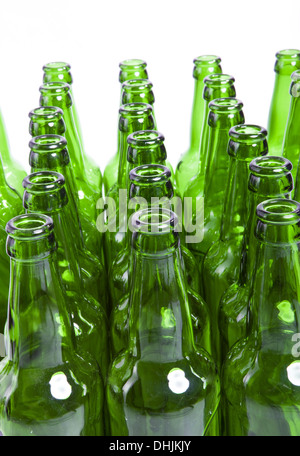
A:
219,156,294,368
202,125,268,366
106,207,220,436
222,198,300,436
110,163,211,358
28,134,107,312
39,81,101,223
22,171,109,380
103,59,149,195
0,155,23,349
0,213,104,436
0,109,26,199
183,98,245,275
183,73,236,202
42,62,102,191
103,103,155,273
28,107,103,263
267,49,300,156
282,69,300,188
175,55,222,197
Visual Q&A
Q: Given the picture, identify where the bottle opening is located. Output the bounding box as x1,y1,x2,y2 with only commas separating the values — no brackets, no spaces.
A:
122,79,153,91
209,97,243,113
39,81,70,93
23,171,65,193
229,124,268,142
204,73,235,87
130,164,171,183
249,156,293,176
193,55,221,65
43,62,71,71
29,134,67,151
131,207,178,235
276,49,300,60
29,107,63,119
127,130,164,146
6,213,54,240
119,102,153,117
119,59,147,69
256,199,300,225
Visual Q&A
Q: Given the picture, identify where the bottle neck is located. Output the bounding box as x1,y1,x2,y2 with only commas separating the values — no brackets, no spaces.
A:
282,84,300,178
6,254,75,368
128,238,195,360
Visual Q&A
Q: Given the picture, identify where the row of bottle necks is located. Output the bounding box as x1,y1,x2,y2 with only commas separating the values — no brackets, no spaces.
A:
0,50,299,436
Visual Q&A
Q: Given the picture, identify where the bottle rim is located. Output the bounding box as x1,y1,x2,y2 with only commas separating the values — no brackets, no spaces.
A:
204,73,235,87
6,213,54,240
129,164,171,184
256,198,300,225
29,134,67,152
119,102,153,117
119,59,147,69
28,106,64,121
208,97,243,113
39,81,71,94
122,79,153,92
131,207,178,235
229,124,268,142
22,171,65,194
275,49,300,60
291,69,300,81
193,55,221,66
127,130,165,147
42,62,71,72
249,156,293,176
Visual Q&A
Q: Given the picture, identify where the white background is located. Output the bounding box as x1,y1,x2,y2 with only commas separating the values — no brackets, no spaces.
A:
0,0,299,176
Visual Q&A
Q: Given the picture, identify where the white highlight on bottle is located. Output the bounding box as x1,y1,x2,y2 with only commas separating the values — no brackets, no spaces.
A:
287,361,300,386
167,368,190,394
49,372,72,400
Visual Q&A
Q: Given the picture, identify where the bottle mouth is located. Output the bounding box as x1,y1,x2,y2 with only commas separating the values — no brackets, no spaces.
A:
43,62,71,72
130,164,171,184
208,97,243,113
29,134,67,152
122,79,153,92
23,171,65,194
276,49,300,60
119,102,153,118
29,106,64,121
204,73,235,87
119,59,147,69
229,124,268,143
249,156,293,176
291,69,300,81
6,213,54,240
127,130,165,147
131,207,178,235
39,81,71,94
193,55,221,66
256,198,300,225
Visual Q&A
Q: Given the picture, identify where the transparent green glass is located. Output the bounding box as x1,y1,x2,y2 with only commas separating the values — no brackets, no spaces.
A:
22,171,109,380
0,109,26,199
0,214,104,436
182,73,236,203
42,62,102,191
219,156,294,370
202,125,268,367
103,103,155,275
28,107,104,264
222,198,300,436
109,163,211,359
106,207,220,436
282,69,300,190
0,156,23,348
267,49,300,156
103,59,149,195
175,55,222,197
39,81,101,223
183,98,245,276
28,134,107,313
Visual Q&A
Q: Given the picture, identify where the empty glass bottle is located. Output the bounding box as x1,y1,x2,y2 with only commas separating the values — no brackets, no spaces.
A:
282,69,300,188
267,49,300,156
106,207,220,436
22,171,109,380
222,198,300,436
39,81,101,223
183,98,245,276
110,164,211,358
202,125,268,366
175,55,222,197
219,155,294,368
28,134,107,312
103,59,149,195
42,61,102,191
103,103,155,274
0,213,104,436
182,73,236,204
0,155,23,349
